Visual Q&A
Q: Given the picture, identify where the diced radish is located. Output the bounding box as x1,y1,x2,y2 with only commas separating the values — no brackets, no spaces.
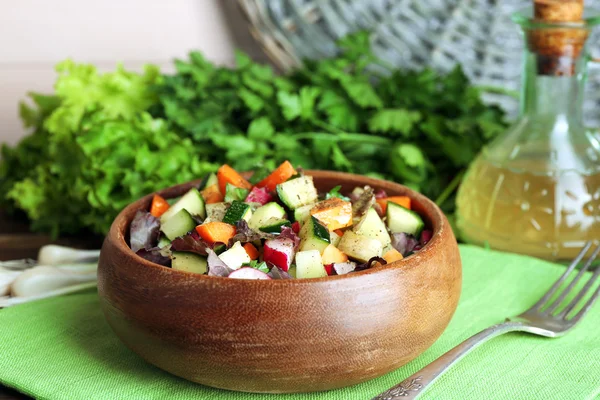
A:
324,263,334,276
291,221,300,233
333,262,356,275
420,230,433,245
245,187,274,205
228,267,272,280
263,238,296,271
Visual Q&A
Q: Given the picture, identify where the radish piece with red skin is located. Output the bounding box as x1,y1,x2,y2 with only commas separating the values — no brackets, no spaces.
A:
228,267,272,280
324,263,334,276
291,221,300,233
245,187,273,205
263,238,296,271
333,262,356,275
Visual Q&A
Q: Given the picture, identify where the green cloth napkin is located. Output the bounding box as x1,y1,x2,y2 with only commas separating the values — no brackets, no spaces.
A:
1,245,599,400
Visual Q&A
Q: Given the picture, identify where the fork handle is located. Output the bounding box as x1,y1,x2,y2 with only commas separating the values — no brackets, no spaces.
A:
372,321,527,400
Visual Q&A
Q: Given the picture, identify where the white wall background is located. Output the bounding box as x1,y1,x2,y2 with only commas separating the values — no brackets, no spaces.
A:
0,0,267,146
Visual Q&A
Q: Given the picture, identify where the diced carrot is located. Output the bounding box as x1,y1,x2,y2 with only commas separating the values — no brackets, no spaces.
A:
256,160,297,192
333,229,344,237
150,194,170,218
195,222,236,245
201,183,224,204
383,248,404,263
243,243,259,260
217,164,253,195
376,196,411,214
321,244,348,265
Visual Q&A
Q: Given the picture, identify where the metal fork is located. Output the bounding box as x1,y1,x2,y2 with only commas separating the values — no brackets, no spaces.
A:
373,242,600,400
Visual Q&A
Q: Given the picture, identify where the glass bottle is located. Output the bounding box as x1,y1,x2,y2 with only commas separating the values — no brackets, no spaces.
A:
456,8,600,261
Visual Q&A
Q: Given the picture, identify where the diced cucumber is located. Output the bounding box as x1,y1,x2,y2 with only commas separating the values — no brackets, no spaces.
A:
354,208,391,247
248,202,286,230
386,202,425,236
198,172,218,190
330,230,342,247
337,230,383,263
157,236,171,248
205,202,229,222
160,188,206,223
218,242,251,270
276,176,318,210
293,204,315,225
213,243,227,255
160,209,196,241
172,252,208,274
260,219,291,233
295,250,327,279
222,201,253,225
299,216,330,253
288,265,297,278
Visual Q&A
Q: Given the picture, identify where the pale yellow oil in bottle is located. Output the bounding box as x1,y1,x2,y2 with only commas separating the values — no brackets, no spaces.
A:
457,157,600,261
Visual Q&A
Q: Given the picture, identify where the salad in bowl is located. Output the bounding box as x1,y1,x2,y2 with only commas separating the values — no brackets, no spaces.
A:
129,161,432,279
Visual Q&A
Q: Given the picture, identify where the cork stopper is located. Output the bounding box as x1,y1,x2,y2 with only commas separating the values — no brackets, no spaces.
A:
528,0,588,76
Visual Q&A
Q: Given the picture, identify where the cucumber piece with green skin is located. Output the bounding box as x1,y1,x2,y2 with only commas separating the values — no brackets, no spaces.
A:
222,201,253,225
213,244,227,255
198,172,218,190
205,202,229,222
218,242,251,270
295,250,327,279
172,252,208,274
160,209,196,241
299,216,330,253
157,236,171,248
337,230,383,263
161,188,206,222
276,176,318,210
260,219,291,233
248,202,286,230
293,203,315,225
354,208,391,247
386,202,425,236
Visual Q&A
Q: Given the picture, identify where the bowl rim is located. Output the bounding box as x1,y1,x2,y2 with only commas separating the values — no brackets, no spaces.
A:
105,170,451,284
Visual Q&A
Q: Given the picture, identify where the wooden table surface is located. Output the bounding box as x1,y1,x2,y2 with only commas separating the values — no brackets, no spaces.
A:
0,211,102,399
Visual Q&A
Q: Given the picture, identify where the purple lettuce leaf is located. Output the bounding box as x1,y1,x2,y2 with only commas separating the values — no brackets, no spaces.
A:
130,211,160,253
354,257,387,272
136,247,172,267
207,249,234,277
374,188,388,199
279,226,300,251
170,234,209,256
391,233,419,256
267,265,293,279
229,220,275,246
420,230,433,245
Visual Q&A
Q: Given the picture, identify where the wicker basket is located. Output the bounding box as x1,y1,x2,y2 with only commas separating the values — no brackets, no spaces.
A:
238,0,600,123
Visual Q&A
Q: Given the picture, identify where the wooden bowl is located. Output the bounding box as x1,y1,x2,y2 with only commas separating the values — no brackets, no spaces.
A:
97,171,461,393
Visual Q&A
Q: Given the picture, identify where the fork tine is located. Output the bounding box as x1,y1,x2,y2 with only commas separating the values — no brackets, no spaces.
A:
558,261,600,320
529,241,592,311
545,243,600,314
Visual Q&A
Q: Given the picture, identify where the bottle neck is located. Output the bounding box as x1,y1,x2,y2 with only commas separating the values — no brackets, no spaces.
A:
520,51,586,129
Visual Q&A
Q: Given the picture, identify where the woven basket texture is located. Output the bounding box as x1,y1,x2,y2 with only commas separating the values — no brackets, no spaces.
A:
238,0,600,123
